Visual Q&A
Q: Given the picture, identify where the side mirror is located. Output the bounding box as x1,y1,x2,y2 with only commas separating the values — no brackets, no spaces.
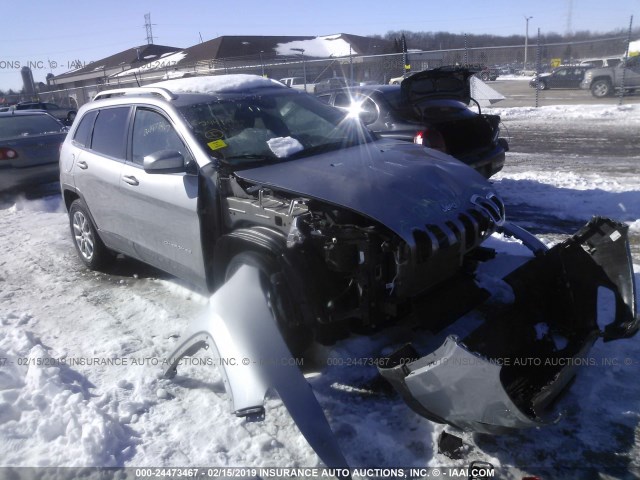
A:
143,150,186,173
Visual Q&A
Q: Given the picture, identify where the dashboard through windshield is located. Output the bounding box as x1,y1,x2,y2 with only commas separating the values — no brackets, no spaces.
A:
178,90,375,167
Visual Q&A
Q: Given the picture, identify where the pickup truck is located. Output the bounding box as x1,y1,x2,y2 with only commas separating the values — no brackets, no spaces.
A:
580,55,640,97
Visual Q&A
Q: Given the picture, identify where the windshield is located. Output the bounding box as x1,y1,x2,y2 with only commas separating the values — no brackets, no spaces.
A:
0,114,64,139
178,90,375,167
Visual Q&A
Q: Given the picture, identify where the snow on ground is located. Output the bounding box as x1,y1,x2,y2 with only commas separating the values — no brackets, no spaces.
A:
0,104,639,478
489,103,640,123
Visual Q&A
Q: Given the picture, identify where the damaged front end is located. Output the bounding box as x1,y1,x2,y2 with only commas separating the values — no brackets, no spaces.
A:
379,217,638,433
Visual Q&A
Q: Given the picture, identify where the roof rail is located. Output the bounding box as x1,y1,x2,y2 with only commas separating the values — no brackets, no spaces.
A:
93,87,177,102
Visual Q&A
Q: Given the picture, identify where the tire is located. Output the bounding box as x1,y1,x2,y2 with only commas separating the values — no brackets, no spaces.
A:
537,80,547,90
69,199,111,269
591,79,612,98
480,72,490,82
225,251,311,354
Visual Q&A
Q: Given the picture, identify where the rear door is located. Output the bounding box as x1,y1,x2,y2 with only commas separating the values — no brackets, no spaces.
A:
118,106,206,287
71,106,130,250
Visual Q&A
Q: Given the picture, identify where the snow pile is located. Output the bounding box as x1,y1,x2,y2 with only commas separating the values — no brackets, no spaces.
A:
488,104,640,123
149,74,285,94
267,136,304,158
0,319,130,466
494,162,640,223
276,34,356,58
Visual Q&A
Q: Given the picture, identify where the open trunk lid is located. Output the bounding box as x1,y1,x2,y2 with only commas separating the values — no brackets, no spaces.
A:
400,66,477,106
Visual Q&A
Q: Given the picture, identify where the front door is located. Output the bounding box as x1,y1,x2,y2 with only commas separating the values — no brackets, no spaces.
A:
118,106,206,288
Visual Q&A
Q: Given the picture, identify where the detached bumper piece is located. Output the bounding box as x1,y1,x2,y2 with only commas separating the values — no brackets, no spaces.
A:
163,265,350,472
379,217,638,434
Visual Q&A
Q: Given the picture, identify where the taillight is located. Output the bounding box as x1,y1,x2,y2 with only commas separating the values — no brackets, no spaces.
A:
0,147,18,160
414,129,447,153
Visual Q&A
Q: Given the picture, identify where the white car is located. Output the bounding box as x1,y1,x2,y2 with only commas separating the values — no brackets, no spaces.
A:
279,76,314,92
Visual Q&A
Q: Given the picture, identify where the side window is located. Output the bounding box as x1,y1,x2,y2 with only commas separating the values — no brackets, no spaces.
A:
132,108,192,166
72,110,98,148
91,107,130,159
316,94,332,104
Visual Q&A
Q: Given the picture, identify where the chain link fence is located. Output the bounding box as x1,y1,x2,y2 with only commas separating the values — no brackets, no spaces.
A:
21,33,637,109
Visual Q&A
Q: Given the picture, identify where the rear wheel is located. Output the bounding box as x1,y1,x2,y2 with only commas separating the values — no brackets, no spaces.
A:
225,251,312,354
69,199,111,269
480,72,490,82
591,79,612,98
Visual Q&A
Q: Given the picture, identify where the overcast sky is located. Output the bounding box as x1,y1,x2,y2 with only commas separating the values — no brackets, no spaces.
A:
1,0,638,91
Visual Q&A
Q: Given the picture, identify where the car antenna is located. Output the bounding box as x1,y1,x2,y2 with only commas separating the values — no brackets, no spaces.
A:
133,71,141,87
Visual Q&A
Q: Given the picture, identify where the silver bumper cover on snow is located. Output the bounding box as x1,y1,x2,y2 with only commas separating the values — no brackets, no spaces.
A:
379,217,638,433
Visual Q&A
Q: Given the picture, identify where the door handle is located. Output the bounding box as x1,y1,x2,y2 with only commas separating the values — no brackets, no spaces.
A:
123,175,139,186
76,160,88,170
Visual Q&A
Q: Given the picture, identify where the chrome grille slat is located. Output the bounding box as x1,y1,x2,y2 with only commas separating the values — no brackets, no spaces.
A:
412,193,505,263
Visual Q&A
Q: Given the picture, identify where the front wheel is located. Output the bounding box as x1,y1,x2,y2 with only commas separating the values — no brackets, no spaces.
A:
537,80,547,90
591,80,612,98
69,199,111,269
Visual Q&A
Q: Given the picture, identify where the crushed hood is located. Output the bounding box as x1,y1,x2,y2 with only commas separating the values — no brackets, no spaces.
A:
234,139,495,246
401,66,477,105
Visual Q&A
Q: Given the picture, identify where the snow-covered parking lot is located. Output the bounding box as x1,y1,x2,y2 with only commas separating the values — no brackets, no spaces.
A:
1,104,639,479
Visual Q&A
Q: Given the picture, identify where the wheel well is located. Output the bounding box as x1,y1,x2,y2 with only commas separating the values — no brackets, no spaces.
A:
211,228,325,329
592,76,612,85
63,189,80,212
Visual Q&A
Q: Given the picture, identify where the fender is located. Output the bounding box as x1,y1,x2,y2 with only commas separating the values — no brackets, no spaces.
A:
163,264,349,471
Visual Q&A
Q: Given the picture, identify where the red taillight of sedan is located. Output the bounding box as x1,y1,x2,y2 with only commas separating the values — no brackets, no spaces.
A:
0,147,18,160
414,129,447,153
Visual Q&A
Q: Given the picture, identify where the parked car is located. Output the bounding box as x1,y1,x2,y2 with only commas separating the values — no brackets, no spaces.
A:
0,111,68,191
580,55,640,97
578,56,624,68
529,66,593,90
476,67,499,81
313,76,356,94
278,77,314,93
316,67,507,178
388,71,417,85
59,75,638,469
14,101,77,125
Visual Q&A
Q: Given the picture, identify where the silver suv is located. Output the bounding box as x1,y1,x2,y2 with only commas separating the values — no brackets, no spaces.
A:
59,75,638,467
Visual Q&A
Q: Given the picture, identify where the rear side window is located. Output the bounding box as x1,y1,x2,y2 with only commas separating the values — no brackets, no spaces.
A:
91,107,130,159
72,110,98,148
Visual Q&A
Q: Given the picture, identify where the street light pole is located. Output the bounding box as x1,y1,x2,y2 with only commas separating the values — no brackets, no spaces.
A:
524,16,533,69
291,48,306,91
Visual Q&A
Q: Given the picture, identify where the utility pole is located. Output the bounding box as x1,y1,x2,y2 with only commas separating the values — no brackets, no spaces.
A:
524,16,533,69
291,48,306,91
144,13,154,45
